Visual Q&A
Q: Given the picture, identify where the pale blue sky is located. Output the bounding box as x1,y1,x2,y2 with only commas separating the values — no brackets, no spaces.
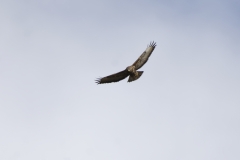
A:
0,0,240,160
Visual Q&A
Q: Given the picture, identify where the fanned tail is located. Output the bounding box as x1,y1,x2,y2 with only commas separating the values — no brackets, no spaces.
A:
128,71,144,82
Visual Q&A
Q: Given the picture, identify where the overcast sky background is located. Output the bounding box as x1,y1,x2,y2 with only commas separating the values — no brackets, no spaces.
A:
0,0,240,160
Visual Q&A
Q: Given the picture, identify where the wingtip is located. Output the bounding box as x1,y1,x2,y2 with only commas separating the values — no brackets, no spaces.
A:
149,41,157,47
95,77,102,84
147,41,157,47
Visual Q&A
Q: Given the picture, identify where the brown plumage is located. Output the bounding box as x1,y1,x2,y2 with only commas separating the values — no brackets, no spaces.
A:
95,41,156,84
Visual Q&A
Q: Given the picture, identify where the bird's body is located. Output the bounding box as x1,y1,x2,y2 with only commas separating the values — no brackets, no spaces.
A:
126,66,143,82
95,41,156,84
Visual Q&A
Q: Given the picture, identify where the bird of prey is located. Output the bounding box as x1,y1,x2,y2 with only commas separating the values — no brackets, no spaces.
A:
95,41,157,84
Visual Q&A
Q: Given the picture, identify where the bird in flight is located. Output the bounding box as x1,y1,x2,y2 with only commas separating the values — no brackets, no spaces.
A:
95,41,157,84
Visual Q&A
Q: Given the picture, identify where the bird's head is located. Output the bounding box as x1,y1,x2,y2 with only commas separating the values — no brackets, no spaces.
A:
126,66,135,72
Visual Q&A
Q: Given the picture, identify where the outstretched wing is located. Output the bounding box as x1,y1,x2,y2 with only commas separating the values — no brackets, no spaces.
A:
95,70,129,84
132,41,157,70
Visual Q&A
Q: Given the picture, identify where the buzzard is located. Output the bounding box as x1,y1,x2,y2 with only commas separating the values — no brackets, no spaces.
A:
95,41,157,84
